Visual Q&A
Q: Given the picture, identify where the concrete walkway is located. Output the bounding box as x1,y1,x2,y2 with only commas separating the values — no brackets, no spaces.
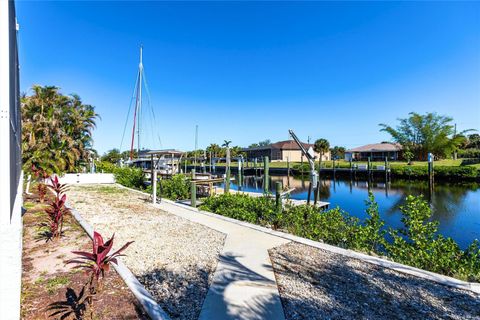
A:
153,200,290,320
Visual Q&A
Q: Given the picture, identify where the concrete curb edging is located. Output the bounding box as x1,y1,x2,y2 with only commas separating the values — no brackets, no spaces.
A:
116,184,480,295
66,203,171,320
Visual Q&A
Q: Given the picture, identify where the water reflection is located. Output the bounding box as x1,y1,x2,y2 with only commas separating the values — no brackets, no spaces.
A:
226,175,480,249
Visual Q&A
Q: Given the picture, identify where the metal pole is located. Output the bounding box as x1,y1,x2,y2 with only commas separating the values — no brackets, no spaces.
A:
152,170,157,204
150,154,154,184
225,147,231,193
263,156,269,193
137,46,143,154
238,158,242,190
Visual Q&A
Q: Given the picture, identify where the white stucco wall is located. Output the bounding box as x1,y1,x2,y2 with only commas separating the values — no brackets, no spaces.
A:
0,1,22,319
57,173,115,184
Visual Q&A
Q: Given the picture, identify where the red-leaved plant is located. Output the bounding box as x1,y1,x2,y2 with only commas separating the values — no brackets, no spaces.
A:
49,175,69,198
69,231,133,281
67,231,133,316
44,193,69,239
32,164,49,203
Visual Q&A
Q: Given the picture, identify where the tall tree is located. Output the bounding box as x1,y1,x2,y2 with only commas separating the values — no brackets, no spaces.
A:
314,138,330,168
330,146,346,159
102,149,122,163
313,138,330,204
206,143,222,158
379,112,470,160
22,85,98,174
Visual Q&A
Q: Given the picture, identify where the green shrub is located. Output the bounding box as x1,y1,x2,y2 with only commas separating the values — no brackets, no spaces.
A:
458,148,480,159
95,161,116,173
386,195,479,281
200,192,480,281
434,166,478,179
390,165,428,178
113,167,144,189
200,193,276,225
158,174,191,200
351,193,386,253
95,161,145,189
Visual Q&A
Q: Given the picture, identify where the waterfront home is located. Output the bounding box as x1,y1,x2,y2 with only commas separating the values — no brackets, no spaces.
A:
345,142,402,161
242,140,331,162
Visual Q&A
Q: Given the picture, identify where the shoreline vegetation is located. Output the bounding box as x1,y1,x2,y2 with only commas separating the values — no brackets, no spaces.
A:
95,161,480,283
186,159,480,181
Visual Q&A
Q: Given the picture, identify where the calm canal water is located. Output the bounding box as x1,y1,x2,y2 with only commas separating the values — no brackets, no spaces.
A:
224,174,479,249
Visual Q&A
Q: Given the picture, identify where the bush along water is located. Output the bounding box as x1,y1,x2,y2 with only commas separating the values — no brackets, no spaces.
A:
145,174,191,201
200,193,480,282
96,161,146,190
97,161,192,200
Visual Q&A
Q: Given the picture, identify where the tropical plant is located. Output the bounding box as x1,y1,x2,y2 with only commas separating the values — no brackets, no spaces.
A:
43,194,69,240
22,85,98,174
314,138,330,201
101,148,122,163
67,231,133,317
379,112,472,160
113,167,144,189
403,146,414,165
158,174,191,200
69,231,133,281
48,175,69,198
31,164,49,203
330,146,346,159
314,138,330,167
206,143,222,158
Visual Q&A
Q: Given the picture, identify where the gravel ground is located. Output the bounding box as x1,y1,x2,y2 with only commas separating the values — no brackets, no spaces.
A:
67,185,226,320
269,242,480,320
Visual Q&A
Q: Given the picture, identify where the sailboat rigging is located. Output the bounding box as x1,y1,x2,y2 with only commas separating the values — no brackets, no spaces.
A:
120,46,161,161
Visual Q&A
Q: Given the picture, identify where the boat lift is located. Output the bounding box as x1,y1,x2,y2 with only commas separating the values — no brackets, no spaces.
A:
288,129,318,205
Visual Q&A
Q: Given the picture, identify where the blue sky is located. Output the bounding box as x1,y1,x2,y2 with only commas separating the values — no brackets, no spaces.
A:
16,1,480,154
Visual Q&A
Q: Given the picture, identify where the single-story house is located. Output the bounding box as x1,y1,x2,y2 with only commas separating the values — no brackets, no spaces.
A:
345,142,402,161
242,140,331,162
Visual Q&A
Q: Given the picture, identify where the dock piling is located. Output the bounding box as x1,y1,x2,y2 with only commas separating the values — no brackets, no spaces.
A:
263,156,269,193
190,181,196,207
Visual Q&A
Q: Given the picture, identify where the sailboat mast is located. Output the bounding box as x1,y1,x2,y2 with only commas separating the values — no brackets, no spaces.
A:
137,46,143,156
130,46,143,160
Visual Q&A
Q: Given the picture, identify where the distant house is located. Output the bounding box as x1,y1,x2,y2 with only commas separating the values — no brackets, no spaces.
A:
242,140,331,162
345,142,402,161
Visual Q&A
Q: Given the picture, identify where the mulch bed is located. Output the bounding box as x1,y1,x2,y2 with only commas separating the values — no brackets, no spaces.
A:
269,242,480,320
21,189,149,320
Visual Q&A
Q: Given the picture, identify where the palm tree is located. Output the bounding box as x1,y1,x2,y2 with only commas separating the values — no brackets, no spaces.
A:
314,138,330,204
22,85,99,174
314,138,330,171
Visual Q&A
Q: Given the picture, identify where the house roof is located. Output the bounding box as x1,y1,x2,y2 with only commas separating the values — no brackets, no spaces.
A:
346,142,402,153
270,140,314,150
242,140,314,152
140,149,184,156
